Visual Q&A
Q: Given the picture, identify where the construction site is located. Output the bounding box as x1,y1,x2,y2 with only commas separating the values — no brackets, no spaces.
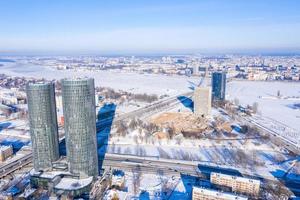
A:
150,112,211,139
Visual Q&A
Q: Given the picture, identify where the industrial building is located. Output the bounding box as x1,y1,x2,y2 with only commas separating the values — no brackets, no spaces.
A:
0,145,13,162
61,78,98,178
212,72,226,101
26,82,60,171
193,87,212,117
192,187,248,200
210,172,260,196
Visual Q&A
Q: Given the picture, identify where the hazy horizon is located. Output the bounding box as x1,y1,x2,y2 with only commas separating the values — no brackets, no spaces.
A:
1,0,300,54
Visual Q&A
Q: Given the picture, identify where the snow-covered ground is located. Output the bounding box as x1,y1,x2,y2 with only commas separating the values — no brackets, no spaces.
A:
2,62,299,131
0,62,199,96
227,80,300,130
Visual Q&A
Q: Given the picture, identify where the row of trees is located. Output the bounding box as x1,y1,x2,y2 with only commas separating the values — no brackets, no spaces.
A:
96,86,159,103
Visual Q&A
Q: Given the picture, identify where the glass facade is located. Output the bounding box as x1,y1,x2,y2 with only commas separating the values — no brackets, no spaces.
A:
26,82,59,171
61,78,98,178
212,72,226,101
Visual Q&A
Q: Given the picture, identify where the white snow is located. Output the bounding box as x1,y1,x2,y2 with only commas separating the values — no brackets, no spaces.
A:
227,80,300,130
0,62,199,96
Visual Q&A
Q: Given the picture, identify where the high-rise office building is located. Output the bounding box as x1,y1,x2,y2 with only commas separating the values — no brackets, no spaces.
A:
194,87,212,117
61,78,98,178
212,72,226,101
26,82,59,171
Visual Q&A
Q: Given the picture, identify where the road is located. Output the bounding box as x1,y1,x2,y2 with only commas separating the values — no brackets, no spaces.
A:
96,91,193,127
0,153,32,178
0,91,193,178
242,115,300,154
218,107,300,154
102,153,200,177
101,153,276,182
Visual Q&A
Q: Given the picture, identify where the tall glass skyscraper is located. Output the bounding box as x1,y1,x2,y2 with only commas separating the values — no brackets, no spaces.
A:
212,72,226,101
61,78,98,178
26,82,59,171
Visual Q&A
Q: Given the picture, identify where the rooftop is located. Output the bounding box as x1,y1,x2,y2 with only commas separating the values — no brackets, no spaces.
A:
193,187,248,200
54,176,93,191
211,172,261,185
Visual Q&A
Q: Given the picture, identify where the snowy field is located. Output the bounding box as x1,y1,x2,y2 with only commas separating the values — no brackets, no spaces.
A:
227,81,300,130
0,62,199,96
1,62,299,131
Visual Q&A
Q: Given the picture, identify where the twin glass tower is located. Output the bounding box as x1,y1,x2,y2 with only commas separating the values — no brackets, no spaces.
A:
26,83,60,170
26,78,98,178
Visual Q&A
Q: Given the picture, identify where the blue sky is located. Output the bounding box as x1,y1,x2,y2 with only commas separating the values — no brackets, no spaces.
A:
0,0,300,54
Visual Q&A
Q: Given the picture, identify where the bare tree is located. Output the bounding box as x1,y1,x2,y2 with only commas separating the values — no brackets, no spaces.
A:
124,147,132,155
128,118,138,130
175,137,182,145
132,166,142,197
157,147,170,159
116,121,128,137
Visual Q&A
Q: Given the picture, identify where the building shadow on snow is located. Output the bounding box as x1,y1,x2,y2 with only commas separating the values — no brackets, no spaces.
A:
97,103,116,174
168,174,211,200
177,96,194,112
139,191,150,200
197,164,242,177
0,139,29,153
0,122,12,132
271,169,300,197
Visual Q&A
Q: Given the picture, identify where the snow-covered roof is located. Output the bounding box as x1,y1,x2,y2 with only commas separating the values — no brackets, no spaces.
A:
54,177,93,191
193,187,248,200
211,172,260,185
29,169,71,179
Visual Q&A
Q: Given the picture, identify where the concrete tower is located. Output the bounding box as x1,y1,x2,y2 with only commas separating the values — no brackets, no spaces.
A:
26,82,59,171
194,87,212,117
61,78,98,178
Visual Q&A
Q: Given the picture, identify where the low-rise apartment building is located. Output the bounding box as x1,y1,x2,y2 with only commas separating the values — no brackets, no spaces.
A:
211,172,260,196
192,187,248,200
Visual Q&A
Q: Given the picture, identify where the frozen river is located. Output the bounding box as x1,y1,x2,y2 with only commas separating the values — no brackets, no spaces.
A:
1,62,299,130
0,62,199,96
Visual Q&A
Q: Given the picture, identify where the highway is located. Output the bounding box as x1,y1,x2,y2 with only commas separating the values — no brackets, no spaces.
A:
241,115,300,154
96,91,193,127
2,90,299,190
0,91,193,178
101,153,274,182
102,154,200,177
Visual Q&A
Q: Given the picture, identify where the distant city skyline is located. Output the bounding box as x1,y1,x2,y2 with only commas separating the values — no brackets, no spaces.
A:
0,0,300,54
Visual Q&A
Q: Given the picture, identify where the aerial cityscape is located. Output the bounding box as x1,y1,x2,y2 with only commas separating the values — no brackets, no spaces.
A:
0,0,300,200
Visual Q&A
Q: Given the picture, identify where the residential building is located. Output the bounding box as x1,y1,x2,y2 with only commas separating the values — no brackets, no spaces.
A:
26,82,60,171
192,187,248,200
210,172,260,196
61,78,98,178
